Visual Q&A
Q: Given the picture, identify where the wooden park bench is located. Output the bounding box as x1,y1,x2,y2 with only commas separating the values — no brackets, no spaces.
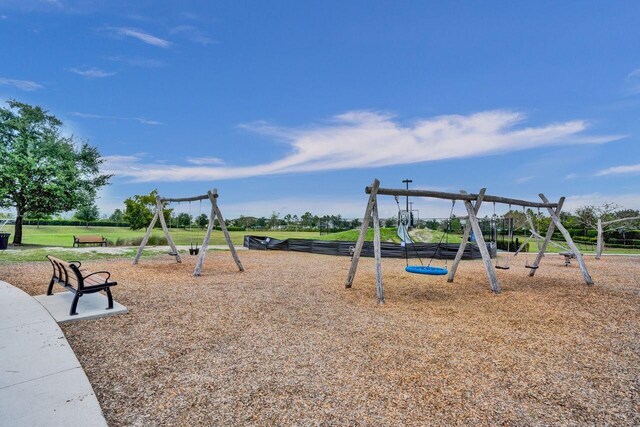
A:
46,255,117,316
73,235,108,247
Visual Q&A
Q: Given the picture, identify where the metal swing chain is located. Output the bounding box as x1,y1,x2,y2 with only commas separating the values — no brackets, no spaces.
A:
395,195,414,267
428,200,456,268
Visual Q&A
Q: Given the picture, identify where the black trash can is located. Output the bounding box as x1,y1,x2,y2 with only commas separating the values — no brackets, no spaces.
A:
0,233,10,250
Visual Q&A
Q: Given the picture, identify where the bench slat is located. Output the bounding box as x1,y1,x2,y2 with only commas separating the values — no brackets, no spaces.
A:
75,236,106,243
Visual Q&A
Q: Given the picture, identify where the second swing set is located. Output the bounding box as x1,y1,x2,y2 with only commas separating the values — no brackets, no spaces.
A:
132,188,244,276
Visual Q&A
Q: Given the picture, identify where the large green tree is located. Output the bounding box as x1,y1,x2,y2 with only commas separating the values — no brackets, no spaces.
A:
123,190,172,230
195,213,209,229
109,208,124,223
74,202,100,228
0,100,111,244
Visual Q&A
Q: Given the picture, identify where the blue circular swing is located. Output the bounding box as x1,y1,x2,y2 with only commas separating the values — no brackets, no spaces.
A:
396,197,454,276
405,265,448,275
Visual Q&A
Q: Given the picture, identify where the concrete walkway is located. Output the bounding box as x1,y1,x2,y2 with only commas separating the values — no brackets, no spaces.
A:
0,281,107,426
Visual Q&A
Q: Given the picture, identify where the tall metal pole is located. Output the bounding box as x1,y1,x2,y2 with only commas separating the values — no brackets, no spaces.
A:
409,202,414,227
402,179,412,212
402,179,412,228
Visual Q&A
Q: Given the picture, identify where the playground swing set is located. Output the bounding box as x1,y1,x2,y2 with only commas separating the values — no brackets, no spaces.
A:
132,188,244,276
346,179,595,304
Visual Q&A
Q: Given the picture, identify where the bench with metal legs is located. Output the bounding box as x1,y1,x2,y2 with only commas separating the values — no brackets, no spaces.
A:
46,255,117,316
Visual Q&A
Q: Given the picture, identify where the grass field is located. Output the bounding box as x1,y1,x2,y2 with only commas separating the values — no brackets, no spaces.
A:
1,225,638,257
1,225,321,247
0,225,407,247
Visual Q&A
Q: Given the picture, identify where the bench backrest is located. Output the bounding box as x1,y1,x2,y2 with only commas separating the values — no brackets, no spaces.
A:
47,255,84,289
74,235,105,243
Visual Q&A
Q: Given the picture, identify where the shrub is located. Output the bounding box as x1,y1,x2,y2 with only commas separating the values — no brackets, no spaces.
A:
114,236,168,246
495,240,529,252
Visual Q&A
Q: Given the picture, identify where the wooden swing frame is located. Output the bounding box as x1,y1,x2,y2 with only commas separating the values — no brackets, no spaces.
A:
132,189,244,276
345,179,594,304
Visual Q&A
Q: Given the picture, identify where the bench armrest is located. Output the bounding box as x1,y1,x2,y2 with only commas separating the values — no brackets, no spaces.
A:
83,271,111,282
69,261,82,268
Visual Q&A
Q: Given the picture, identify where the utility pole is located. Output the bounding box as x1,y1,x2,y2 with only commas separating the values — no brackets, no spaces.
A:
402,179,412,212
409,202,414,227
402,179,413,228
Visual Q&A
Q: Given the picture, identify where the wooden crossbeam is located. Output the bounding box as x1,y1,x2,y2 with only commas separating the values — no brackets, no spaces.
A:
366,186,558,209
160,194,217,202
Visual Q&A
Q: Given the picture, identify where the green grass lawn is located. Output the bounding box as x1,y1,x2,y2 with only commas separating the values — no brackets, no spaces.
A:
1,225,326,247
0,247,143,263
2,225,638,256
317,227,401,243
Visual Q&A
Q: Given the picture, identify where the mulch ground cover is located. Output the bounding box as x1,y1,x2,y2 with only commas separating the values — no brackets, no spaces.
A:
1,251,639,426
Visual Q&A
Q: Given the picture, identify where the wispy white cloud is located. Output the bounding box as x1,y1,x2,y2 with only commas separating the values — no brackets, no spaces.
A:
101,155,145,163
624,68,640,95
106,55,164,68
103,110,622,183
170,25,216,46
595,163,640,176
68,67,116,78
186,157,225,165
515,175,534,184
107,26,171,48
71,111,162,125
0,77,43,91
564,173,578,180
563,192,640,212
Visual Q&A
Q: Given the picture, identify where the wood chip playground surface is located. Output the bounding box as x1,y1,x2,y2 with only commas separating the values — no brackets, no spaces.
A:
1,251,639,426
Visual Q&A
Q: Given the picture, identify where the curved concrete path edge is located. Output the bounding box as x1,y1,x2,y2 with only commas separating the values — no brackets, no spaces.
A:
0,280,108,427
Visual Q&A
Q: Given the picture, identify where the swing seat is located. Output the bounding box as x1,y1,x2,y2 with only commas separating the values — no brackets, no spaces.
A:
189,248,200,255
168,252,178,256
525,264,539,269
494,265,510,270
405,265,448,275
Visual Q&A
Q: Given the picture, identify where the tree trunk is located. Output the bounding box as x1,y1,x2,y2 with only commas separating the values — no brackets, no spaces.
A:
13,211,23,245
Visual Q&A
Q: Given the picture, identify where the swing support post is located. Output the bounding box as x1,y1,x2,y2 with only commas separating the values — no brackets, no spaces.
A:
448,189,485,283
528,197,564,276
346,180,380,290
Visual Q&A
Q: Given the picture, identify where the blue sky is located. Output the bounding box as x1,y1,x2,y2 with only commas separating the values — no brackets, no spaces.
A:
2,0,640,219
